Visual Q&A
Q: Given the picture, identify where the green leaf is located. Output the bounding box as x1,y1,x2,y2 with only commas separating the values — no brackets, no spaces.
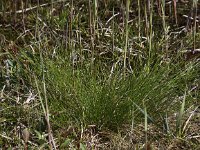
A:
80,143,86,150
60,138,71,148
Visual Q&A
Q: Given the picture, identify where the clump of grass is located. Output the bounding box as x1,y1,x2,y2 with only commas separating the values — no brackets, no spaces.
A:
39,55,199,132
0,0,200,149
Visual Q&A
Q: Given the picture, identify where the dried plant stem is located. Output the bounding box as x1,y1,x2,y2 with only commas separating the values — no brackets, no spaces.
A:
148,0,153,67
144,107,148,150
21,0,26,32
69,0,73,49
124,0,130,77
173,0,177,25
161,0,169,55
112,7,115,53
137,0,141,39
193,0,197,51
89,0,95,72
34,1,56,148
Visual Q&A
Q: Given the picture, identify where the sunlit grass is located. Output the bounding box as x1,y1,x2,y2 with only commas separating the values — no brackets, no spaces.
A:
0,0,199,149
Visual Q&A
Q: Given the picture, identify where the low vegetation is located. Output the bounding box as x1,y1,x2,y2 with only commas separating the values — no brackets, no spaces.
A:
0,0,199,149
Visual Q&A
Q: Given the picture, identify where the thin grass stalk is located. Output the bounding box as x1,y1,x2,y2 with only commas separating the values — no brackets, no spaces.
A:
144,2,149,48
168,1,172,18
88,0,92,44
34,76,49,144
2,0,5,23
137,0,144,67
148,0,153,68
49,0,54,26
35,0,39,38
13,0,17,26
144,107,148,150
161,0,169,55
176,90,186,137
182,106,199,134
69,0,73,49
89,0,92,47
21,0,26,32
156,0,161,16
163,113,170,133
51,0,54,13
131,101,135,131
5,59,10,88
35,1,56,148
123,0,130,77
43,72,57,150
161,0,166,40
92,0,98,74
62,1,69,50
38,39,54,150
111,7,116,72
78,17,83,68
173,0,177,25
112,7,115,53
70,0,75,75
89,0,95,72
40,40,57,150
137,0,141,39
94,0,98,36
34,76,56,149
65,17,68,49
192,0,197,51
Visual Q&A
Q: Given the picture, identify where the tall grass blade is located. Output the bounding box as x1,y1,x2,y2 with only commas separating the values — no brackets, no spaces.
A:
176,90,187,137
144,107,148,150
124,0,130,77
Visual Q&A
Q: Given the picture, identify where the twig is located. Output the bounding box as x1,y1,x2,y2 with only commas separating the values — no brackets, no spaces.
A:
0,0,68,15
